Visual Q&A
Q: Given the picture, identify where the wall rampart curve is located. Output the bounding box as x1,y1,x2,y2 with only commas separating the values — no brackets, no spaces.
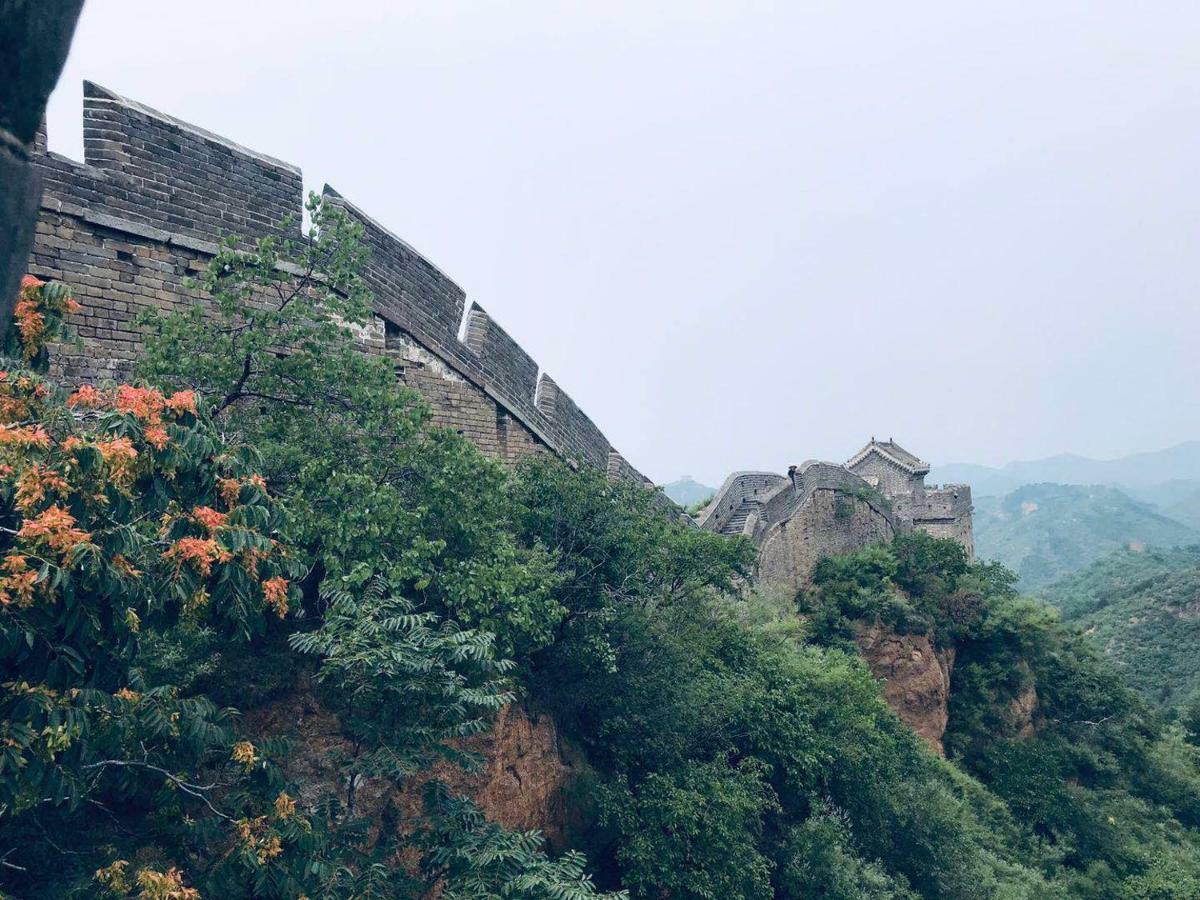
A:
28,82,651,486
696,471,788,532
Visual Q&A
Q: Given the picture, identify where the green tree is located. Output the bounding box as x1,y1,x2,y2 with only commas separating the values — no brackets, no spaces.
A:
137,194,562,658
290,578,515,814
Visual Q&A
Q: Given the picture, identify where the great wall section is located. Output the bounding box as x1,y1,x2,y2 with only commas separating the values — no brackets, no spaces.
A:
23,82,975,760
25,84,974,596
697,440,973,590
27,82,653,486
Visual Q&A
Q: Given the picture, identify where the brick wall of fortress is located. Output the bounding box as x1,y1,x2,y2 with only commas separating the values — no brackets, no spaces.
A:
25,83,652,482
894,486,975,558
753,463,897,587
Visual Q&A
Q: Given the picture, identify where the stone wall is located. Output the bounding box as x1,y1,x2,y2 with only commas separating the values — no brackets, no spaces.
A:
700,454,972,593
695,471,788,534
893,485,975,559
27,82,653,483
741,461,898,589
756,484,896,590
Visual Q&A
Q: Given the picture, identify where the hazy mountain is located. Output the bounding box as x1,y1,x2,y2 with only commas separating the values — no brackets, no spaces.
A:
661,476,716,508
973,483,1199,589
932,440,1200,495
1039,546,1200,708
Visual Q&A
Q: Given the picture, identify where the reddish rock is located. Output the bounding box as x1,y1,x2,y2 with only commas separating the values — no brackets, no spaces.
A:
856,624,955,755
243,691,590,850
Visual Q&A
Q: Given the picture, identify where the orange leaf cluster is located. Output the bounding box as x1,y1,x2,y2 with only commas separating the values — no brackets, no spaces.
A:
13,285,45,363
0,425,51,451
165,390,197,416
111,554,142,580
231,740,259,769
66,385,199,453
14,276,80,362
163,537,232,578
261,576,289,618
236,815,284,865
144,424,170,450
0,371,49,423
17,505,92,556
66,384,103,409
134,866,200,900
0,555,38,607
14,464,70,512
191,505,228,534
272,791,296,821
114,385,168,422
114,385,197,423
96,436,138,487
217,477,242,508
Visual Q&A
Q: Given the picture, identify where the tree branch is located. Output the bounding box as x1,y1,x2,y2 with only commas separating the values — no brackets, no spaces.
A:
81,759,233,821
214,353,255,416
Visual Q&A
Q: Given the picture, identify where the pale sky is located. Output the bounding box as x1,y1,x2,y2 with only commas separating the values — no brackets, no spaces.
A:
46,1,1200,486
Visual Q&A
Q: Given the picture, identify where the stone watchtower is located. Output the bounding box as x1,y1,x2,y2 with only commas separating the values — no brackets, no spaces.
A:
697,438,975,593
845,438,974,559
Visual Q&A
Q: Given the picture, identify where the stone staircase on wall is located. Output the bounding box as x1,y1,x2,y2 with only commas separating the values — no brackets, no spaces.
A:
720,499,763,535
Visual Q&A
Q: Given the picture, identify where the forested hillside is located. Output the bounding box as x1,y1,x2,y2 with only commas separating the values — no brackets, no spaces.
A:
1039,546,1200,709
3,206,1200,898
973,483,1197,588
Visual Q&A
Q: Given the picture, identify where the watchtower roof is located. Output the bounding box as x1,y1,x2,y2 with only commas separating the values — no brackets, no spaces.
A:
846,438,931,476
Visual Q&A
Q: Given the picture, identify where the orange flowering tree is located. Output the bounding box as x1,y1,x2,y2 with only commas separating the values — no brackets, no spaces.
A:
0,280,531,900
0,277,307,895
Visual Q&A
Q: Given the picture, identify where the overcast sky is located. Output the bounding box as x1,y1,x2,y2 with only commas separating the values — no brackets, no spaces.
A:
46,1,1200,486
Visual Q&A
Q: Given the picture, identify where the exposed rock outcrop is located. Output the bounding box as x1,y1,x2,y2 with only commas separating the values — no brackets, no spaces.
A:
244,692,590,850
1006,682,1039,739
1002,662,1039,739
856,624,955,756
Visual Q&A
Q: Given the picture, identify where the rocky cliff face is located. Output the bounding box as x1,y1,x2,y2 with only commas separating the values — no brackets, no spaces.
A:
244,692,590,850
856,624,955,756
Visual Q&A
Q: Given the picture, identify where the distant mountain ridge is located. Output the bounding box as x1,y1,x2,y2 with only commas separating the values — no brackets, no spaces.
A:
661,476,716,508
932,440,1200,496
973,483,1198,589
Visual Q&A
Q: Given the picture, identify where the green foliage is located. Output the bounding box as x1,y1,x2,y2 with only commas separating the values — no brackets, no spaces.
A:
776,804,919,899
422,782,627,899
290,578,515,812
510,482,1064,899
0,327,306,893
599,759,777,900
803,531,997,645
1038,545,1200,708
12,212,1200,898
2,252,594,893
137,194,561,659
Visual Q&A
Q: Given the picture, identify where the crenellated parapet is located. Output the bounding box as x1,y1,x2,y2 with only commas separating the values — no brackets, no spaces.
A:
892,483,974,558
26,82,656,489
